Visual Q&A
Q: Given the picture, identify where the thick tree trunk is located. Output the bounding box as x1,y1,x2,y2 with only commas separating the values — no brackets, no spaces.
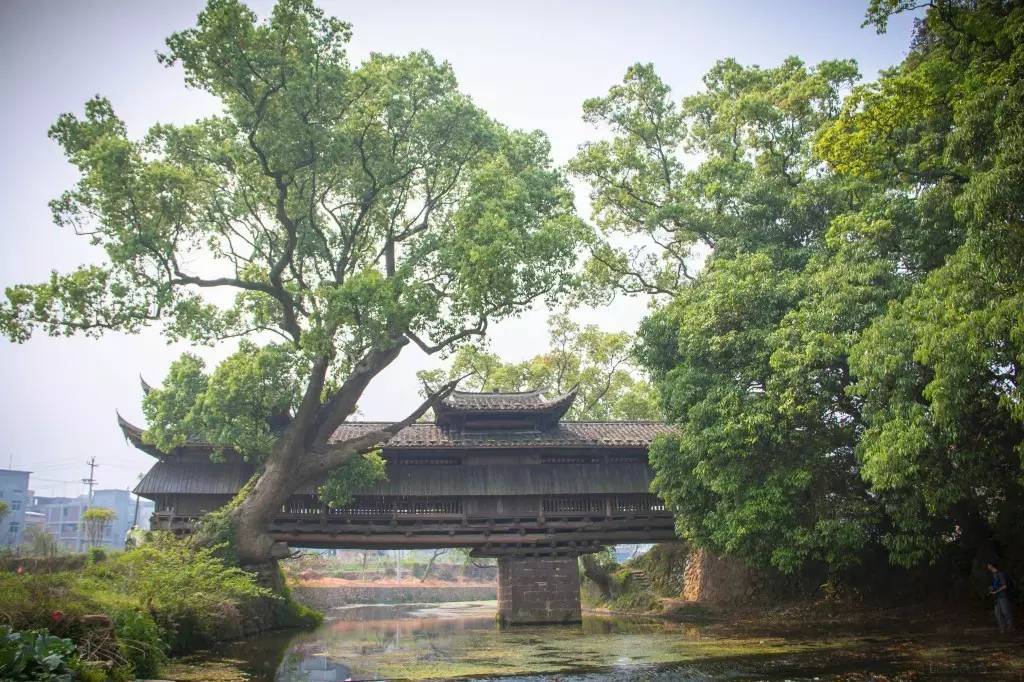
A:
231,451,304,565
221,361,458,566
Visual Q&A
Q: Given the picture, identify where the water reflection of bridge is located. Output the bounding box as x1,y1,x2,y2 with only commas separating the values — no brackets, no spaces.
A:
121,388,676,624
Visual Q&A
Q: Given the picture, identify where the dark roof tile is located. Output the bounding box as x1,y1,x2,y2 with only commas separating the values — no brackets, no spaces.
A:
329,421,672,449
119,415,673,455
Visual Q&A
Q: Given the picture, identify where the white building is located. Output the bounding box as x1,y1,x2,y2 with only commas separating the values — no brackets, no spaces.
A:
32,490,154,552
0,469,32,548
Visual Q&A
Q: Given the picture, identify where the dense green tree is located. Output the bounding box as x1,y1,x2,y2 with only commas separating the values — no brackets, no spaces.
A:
818,0,1024,567
577,58,897,573
0,0,586,564
569,58,858,301
419,313,661,421
591,0,1023,575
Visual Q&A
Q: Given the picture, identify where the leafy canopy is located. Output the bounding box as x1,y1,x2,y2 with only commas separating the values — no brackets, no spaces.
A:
819,0,1024,567
570,57,858,301
584,57,884,573
616,0,1024,574
0,0,588,470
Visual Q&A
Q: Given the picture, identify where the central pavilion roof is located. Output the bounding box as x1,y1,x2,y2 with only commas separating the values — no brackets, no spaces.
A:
434,386,578,427
441,388,566,411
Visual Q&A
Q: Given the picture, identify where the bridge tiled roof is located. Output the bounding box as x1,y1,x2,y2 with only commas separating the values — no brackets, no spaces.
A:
329,421,671,449
434,387,579,426
118,415,673,454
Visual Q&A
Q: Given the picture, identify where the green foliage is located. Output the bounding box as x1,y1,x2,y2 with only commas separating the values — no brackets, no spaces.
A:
142,346,303,460
0,535,282,677
616,0,1024,577
570,57,858,300
818,0,1024,567
93,536,271,640
108,609,165,679
0,626,77,681
319,450,386,508
609,56,882,573
420,312,662,421
0,500,9,521
80,508,116,548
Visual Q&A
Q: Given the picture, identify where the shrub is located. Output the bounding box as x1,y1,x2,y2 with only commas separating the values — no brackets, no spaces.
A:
0,625,77,681
0,535,295,677
21,527,60,559
109,609,165,678
84,535,272,649
86,547,107,564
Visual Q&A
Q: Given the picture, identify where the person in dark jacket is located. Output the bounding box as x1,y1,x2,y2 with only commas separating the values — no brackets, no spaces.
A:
987,562,1014,633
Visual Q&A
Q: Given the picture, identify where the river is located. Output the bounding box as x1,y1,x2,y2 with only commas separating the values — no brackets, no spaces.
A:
164,600,1023,681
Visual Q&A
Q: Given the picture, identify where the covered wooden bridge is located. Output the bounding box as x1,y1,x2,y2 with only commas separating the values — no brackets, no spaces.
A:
120,387,676,624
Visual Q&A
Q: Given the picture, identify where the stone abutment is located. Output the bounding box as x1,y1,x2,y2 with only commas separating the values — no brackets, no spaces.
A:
496,555,582,625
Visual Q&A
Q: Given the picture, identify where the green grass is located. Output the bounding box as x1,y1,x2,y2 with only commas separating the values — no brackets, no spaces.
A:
0,534,319,679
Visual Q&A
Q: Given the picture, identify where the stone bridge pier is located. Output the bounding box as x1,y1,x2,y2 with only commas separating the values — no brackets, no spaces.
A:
496,555,582,625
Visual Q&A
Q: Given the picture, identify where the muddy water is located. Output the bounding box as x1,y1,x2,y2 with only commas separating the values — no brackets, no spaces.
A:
164,600,1022,681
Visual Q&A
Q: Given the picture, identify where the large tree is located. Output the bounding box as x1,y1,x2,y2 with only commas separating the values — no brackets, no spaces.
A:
1,0,586,564
574,57,895,573
580,1,1024,576
819,0,1024,568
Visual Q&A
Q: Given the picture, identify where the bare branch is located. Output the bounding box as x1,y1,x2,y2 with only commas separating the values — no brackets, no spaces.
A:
405,321,488,355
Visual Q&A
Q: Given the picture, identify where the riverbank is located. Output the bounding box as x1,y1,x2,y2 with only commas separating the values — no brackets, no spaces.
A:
0,539,319,680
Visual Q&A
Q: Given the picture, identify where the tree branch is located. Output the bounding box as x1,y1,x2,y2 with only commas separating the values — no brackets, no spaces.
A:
405,321,488,355
300,374,466,477
309,337,410,447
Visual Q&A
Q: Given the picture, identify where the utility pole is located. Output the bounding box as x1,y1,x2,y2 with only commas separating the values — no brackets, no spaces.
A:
82,457,98,506
78,457,98,553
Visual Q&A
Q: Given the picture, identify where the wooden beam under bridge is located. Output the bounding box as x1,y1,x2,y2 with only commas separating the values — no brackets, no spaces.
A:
268,527,679,550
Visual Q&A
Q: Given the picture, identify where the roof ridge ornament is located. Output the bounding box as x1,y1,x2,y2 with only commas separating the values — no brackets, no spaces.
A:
435,385,579,429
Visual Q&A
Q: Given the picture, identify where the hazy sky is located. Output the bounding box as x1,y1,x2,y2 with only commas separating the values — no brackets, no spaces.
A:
0,1,918,497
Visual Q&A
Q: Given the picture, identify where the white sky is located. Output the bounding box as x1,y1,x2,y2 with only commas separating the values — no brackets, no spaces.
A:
0,1,918,496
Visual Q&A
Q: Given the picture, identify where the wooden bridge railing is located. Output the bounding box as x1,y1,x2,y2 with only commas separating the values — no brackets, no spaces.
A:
152,493,671,536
